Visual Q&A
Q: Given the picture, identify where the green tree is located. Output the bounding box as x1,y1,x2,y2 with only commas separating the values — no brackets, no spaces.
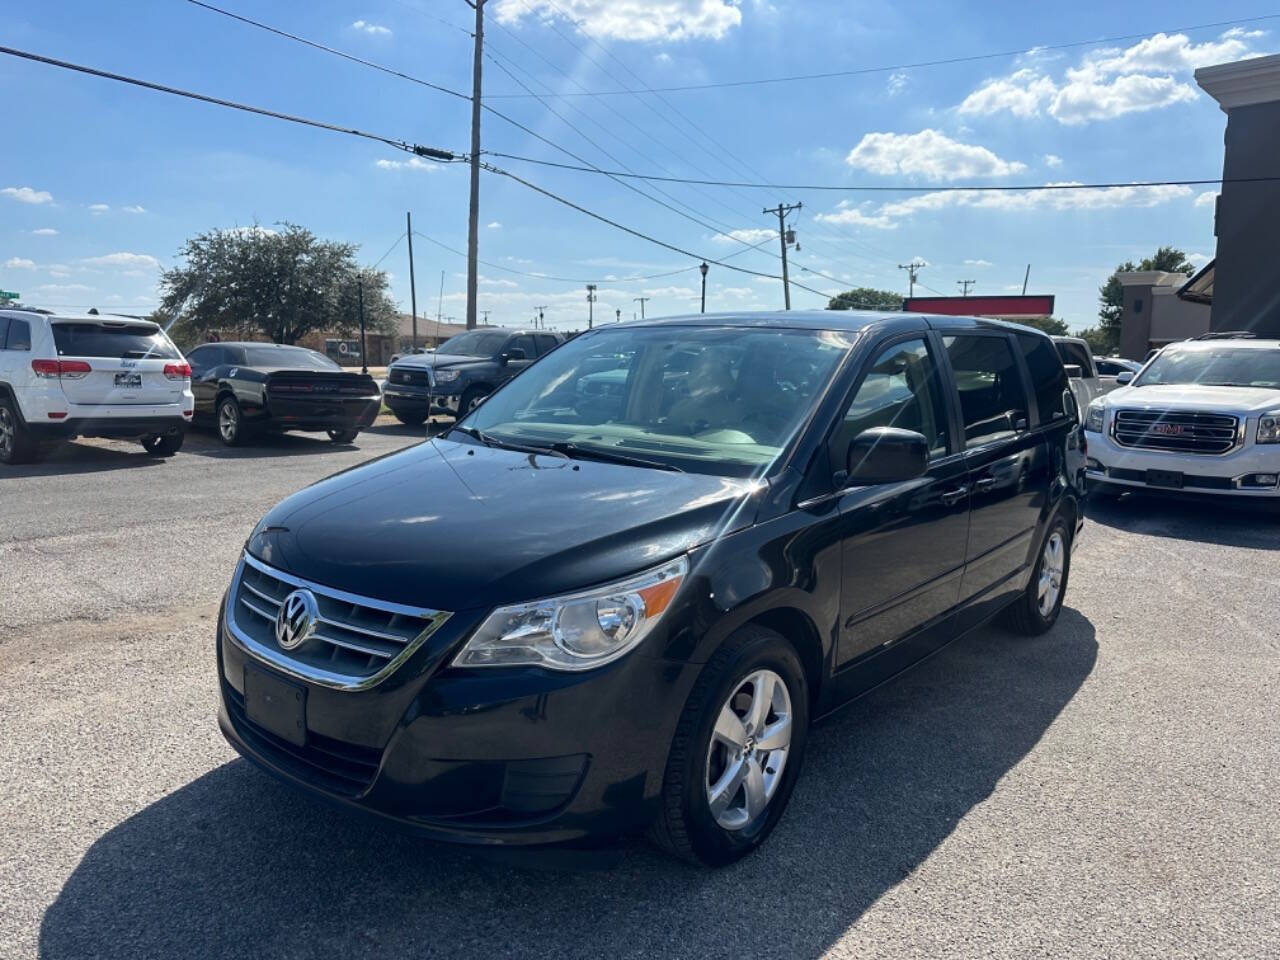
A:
1075,326,1112,357
1097,246,1195,352
159,223,398,345
1009,316,1069,337
827,287,905,311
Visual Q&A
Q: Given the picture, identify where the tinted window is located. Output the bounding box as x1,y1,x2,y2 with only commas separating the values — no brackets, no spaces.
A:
944,335,1029,445
6,319,32,351
534,334,558,356
1095,359,1119,375
1055,341,1091,374
1017,333,1070,425
0,318,9,349
52,323,179,359
834,338,951,468
509,335,536,360
186,345,218,373
439,330,508,357
242,346,340,370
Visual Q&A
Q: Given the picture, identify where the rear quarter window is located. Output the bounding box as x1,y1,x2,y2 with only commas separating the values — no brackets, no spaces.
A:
52,323,180,360
5,319,31,351
1018,334,1070,425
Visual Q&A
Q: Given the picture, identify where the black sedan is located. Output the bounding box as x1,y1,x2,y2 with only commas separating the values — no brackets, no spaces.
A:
185,342,381,446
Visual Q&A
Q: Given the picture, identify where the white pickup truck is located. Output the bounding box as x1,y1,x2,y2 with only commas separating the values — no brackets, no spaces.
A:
1052,335,1118,414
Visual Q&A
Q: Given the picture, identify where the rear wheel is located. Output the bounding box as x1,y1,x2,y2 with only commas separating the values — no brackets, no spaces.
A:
141,432,185,457
649,624,809,867
1003,515,1071,636
327,428,359,444
0,398,39,465
217,396,245,447
392,410,428,427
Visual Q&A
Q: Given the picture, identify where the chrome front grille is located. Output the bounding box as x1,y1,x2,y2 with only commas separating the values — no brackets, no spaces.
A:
227,552,451,690
1112,409,1240,455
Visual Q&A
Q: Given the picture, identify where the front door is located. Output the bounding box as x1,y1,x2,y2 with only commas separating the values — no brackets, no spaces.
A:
941,333,1046,602
834,336,971,667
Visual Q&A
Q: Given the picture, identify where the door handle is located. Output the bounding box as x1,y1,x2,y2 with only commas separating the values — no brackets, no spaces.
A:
973,477,997,492
940,486,969,506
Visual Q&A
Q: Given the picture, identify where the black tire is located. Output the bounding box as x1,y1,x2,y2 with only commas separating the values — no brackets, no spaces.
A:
141,432,185,457
327,428,359,444
649,624,810,867
1003,514,1072,636
0,397,39,465
392,410,428,427
216,396,245,447
458,386,489,418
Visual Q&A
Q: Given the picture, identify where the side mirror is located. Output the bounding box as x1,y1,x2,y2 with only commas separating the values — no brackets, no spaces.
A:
506,347,527,361
1063,363,1083,379
845,427,929,486
1115,371,1134,385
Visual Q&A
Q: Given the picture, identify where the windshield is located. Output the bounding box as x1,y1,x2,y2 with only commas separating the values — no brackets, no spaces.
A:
438,331,508,358
460,325,855,476
243,346,341,370
1135,346,1280,389
52,323,180,360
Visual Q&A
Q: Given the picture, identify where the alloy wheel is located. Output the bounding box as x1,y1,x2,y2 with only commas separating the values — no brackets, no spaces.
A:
219,402,238,442
1037,531,1065,616
704,669,793,831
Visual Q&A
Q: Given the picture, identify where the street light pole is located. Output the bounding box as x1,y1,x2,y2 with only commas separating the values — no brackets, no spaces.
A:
357,276,368,375
633,296,649,319
586,284,597,329
465,0,485,330
699,261,709,313
407,211,418,348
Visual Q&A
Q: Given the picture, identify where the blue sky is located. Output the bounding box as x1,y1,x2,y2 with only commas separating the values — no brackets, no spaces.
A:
2,0,1271,331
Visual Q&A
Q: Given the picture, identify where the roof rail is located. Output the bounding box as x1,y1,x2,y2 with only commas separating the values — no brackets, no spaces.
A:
1193,331,1256,340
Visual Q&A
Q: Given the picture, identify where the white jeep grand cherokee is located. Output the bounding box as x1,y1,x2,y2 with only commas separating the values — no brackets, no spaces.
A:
1083,336,1280,500
0,307,193,465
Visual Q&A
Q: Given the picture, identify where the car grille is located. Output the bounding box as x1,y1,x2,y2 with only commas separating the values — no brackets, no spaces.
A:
227,552,451,689
390,368,432,387
1111,409,1240,455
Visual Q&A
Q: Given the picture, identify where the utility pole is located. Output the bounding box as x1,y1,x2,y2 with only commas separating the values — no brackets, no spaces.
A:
764,202,802,310
481,310,490,326
633,296,650,319
465,0,485,330
699,261,709,314
898,259,925,297
534,305,547,330
957,279,975,296
1022,264,1031,295
586,284,597,329
435,269,445,343
406,212,418,348
357,276,368,375
615,308,621,323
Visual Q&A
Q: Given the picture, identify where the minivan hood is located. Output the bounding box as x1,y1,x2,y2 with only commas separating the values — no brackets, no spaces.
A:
1107,383,1280,414
393,352,487,371
247,438,760,611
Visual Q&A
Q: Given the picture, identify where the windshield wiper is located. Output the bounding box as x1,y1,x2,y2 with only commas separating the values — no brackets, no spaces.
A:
546,441,684,473
450,425,570,460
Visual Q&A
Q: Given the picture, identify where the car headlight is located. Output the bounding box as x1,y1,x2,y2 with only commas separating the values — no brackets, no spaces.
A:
452,556,689,671
1258,411,1280,444
1085,401,1105,433
434,368,461,384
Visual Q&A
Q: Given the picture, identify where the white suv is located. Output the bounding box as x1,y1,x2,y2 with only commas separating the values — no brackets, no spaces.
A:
0,307,193,464
1083,336,1280,500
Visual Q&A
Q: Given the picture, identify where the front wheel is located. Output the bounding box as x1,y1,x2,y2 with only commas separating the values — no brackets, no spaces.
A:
649,624,809,867
217,396,245,447
1003,515,1072,636
458,386,489,418
0,398,39,465
327,428,359,444
392,410,428,427
141,432,185,456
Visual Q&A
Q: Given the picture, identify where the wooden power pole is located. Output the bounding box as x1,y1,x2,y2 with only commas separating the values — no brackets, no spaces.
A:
465,0,485,329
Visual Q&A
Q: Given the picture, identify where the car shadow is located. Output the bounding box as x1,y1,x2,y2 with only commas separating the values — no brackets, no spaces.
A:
181,427,370,460
362,418,452,439
0,441,169,479
39,611,1096,960
1086,491,1280,549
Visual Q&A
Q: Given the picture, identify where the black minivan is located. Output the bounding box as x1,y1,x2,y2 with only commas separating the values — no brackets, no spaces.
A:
217,311,1084,866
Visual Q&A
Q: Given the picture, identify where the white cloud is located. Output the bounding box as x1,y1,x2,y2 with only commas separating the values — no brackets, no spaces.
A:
1044,154,1063,168
887,71,909,96
487,221,502,229
845,129,1026,180
4,257,37,270
478,275,519,288
1194,190,1218,208
2,186,53,205
46,263,72,278
816,182,1193,229
351,19,391,35
493,0,742,42
957,29,1269,125
81,252,161,270
31,228,58,236
122,204,147,214
1186,252,1211,267
964,258,993,267
36,283,94,294
655,51,672,64
88,203,110,215
374,157,439,173
711,227,777,245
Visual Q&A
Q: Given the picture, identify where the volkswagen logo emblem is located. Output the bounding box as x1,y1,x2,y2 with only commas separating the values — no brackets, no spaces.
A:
275,589,319,650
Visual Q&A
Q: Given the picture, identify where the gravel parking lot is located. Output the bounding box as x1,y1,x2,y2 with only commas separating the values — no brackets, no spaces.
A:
2,423,1278,960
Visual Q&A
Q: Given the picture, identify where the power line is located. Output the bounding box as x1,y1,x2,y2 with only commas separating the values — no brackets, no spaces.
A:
0,44,457,159
370,232,406,270
484,13,1280,97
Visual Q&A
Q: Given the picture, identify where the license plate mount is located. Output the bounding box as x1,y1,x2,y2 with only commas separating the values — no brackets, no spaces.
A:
243,663,307,746
113,372,142,389
1146,469,1185,489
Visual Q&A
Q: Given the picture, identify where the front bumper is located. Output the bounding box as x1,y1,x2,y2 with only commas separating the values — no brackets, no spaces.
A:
383,384,462,417
1084,427,1280,497
216,604,696,846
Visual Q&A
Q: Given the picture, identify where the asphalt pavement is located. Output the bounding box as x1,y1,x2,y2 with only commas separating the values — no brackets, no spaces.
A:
1,423,1278,959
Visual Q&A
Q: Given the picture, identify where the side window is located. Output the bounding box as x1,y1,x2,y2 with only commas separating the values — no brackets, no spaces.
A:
832,338,951,470
186,346,212,375
223,346,245,366
1055,341,1091,374
6,319,31,351
0,318,9,349
509,335,536,360
534,334,558,357
1016,333,1069,426
944,334,1029,445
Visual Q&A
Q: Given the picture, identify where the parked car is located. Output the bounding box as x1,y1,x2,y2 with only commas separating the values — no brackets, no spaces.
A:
1096,357,1142,380
185,341,380,446
1052,335,1114,412
1084,336,1280,500
0,307,191,464
383,327,564,424
215,311,1084,866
